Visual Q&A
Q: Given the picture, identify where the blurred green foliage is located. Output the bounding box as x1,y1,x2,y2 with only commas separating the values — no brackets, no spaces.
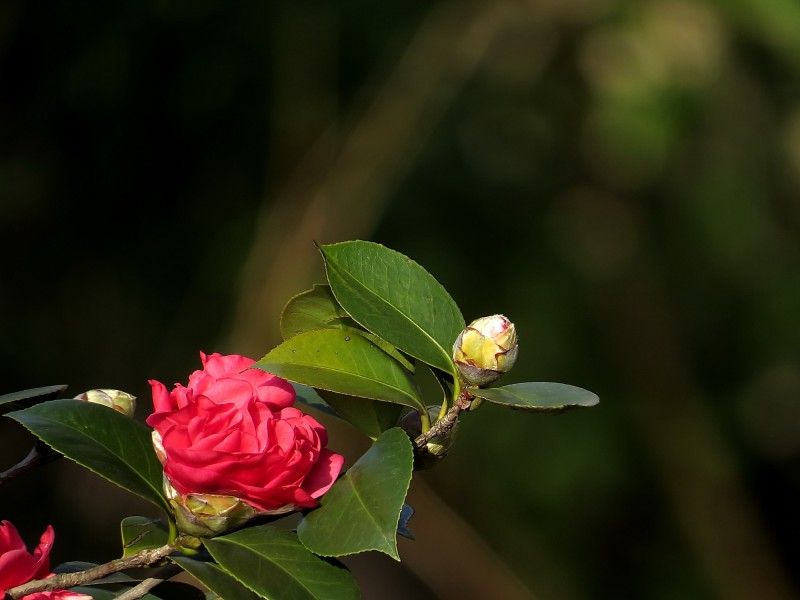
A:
1,0,799,598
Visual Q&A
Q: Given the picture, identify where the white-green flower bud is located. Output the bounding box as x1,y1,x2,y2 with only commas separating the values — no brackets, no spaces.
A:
74,388,136,417
452,314,518,386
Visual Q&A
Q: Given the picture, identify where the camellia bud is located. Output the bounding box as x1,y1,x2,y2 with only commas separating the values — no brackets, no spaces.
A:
74,389,136,417
452,314,518,387
162,476,260,538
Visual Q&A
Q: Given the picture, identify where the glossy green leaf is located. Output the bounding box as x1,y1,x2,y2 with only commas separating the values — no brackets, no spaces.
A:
257,329,424,411
297,427,413,561
469,382,600,414
203,526,359,600
280,284,415,372
0,385,68,415
320,241,464,375
121,516,170,558
319,390,403,440
344,326,415,372
171,556,259,600
280,284,349,340
7,400,168,511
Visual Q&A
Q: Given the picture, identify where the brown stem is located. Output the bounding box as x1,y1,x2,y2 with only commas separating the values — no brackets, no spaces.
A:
414,388,473,449
6,544,175,598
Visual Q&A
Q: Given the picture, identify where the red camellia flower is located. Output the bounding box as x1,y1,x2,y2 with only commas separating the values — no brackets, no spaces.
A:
147,352,344,536
0,521,90,600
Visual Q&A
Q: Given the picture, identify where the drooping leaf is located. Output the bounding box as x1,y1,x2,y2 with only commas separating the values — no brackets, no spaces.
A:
280,284,349,340
319,390,403,440
469,382,600,414
121,516,170,558
171,556,259,600
320,241,464,375
7,400,168,511
0,385,68,415
203,526,359,600
297,427,413,561
257,329,424,412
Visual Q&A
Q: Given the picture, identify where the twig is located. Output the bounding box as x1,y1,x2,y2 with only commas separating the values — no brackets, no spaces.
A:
6,544,176,599
414,389,473,449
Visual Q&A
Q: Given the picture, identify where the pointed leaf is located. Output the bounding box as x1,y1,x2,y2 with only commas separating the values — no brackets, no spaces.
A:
257,329,424,411
7,400,168,511
121,516,170,557
0,385,68,415
280,285,415,372
320,241,464,375
470,382,600,414
297,427,413,560
280,284,349,340
203,526,359,600
319,390,403,440
171,556,259,600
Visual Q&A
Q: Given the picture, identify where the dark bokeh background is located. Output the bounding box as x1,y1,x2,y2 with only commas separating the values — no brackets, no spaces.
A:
2,1,800,598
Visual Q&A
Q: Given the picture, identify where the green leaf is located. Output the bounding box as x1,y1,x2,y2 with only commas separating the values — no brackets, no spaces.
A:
280,284,415,372
121,516,170,558
319,390,403,440
0,385,68,415
280,284,349,340
7,400,168,511
257,329,424,412
203,526,359,600
469,382,600,414
320,241,464,375
297,427,413,561
171,556,259,600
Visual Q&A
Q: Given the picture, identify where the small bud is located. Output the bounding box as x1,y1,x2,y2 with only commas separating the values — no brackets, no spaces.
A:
399,406,459,469
452,314,518,386
74,389,136,417
163,477,260,538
